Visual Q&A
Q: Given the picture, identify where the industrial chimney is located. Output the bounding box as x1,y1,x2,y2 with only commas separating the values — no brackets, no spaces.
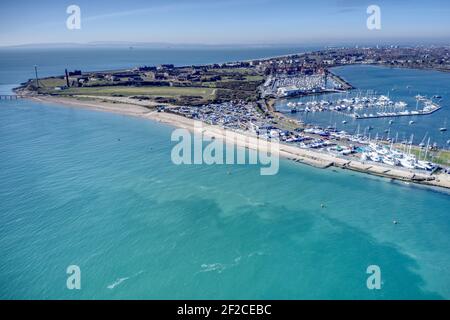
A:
65,69,70,87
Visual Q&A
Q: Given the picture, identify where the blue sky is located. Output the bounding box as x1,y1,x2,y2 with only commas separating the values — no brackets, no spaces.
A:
0,0,449,46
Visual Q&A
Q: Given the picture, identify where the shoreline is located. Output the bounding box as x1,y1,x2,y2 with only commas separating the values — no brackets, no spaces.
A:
28,94,450,190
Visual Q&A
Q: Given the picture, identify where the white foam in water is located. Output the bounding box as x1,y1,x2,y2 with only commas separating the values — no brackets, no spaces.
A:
107,277,129,289
200,263,226,273
107,271,143,289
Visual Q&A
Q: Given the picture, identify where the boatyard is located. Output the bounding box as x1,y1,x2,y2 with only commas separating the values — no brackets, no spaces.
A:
164,96,447,177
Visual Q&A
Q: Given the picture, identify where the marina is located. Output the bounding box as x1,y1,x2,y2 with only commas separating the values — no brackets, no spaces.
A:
283,92,442,120
261,72,350,98
352,97,442,119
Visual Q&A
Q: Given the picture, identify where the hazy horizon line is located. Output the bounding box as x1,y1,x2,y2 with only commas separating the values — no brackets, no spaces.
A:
1,38,449,49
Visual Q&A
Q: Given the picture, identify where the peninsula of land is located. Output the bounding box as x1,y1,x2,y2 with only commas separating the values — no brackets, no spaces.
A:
15,45,450,189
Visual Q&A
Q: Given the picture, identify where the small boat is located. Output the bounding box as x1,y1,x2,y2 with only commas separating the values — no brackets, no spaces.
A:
389,120,394,125
439,120,447,132
417,160,434,171
382,157,398,166
399,158,415,169
415,95,426,101
369,152,382,162
342,120,347,124
409,120,415,125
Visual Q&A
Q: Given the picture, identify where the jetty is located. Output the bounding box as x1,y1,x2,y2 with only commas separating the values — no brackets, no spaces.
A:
353,104,442,119
327,71,354,90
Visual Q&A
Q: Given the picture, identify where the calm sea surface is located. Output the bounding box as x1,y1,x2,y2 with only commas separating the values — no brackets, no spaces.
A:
0,48,449,299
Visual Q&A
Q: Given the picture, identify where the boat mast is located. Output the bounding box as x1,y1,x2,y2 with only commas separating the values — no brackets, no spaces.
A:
424,137,430,160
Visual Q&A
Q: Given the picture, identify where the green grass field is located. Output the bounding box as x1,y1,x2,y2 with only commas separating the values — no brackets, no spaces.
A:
52,85,216,99
408,147,450,166
38,78,67,88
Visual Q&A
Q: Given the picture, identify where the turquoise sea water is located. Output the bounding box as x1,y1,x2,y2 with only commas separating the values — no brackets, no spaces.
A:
1,48,450,299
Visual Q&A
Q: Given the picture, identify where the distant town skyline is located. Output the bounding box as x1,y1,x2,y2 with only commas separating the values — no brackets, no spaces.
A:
1,0,449,47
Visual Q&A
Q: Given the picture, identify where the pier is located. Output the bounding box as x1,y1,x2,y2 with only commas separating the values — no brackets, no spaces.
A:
0,95,23,100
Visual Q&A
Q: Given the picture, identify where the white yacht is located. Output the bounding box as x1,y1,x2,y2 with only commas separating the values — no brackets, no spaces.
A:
399,158,416,169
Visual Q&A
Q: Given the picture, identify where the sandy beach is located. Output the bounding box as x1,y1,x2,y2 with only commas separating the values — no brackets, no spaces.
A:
29,95,450,190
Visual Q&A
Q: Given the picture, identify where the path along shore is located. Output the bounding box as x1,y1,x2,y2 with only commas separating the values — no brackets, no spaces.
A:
27,95,450,190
